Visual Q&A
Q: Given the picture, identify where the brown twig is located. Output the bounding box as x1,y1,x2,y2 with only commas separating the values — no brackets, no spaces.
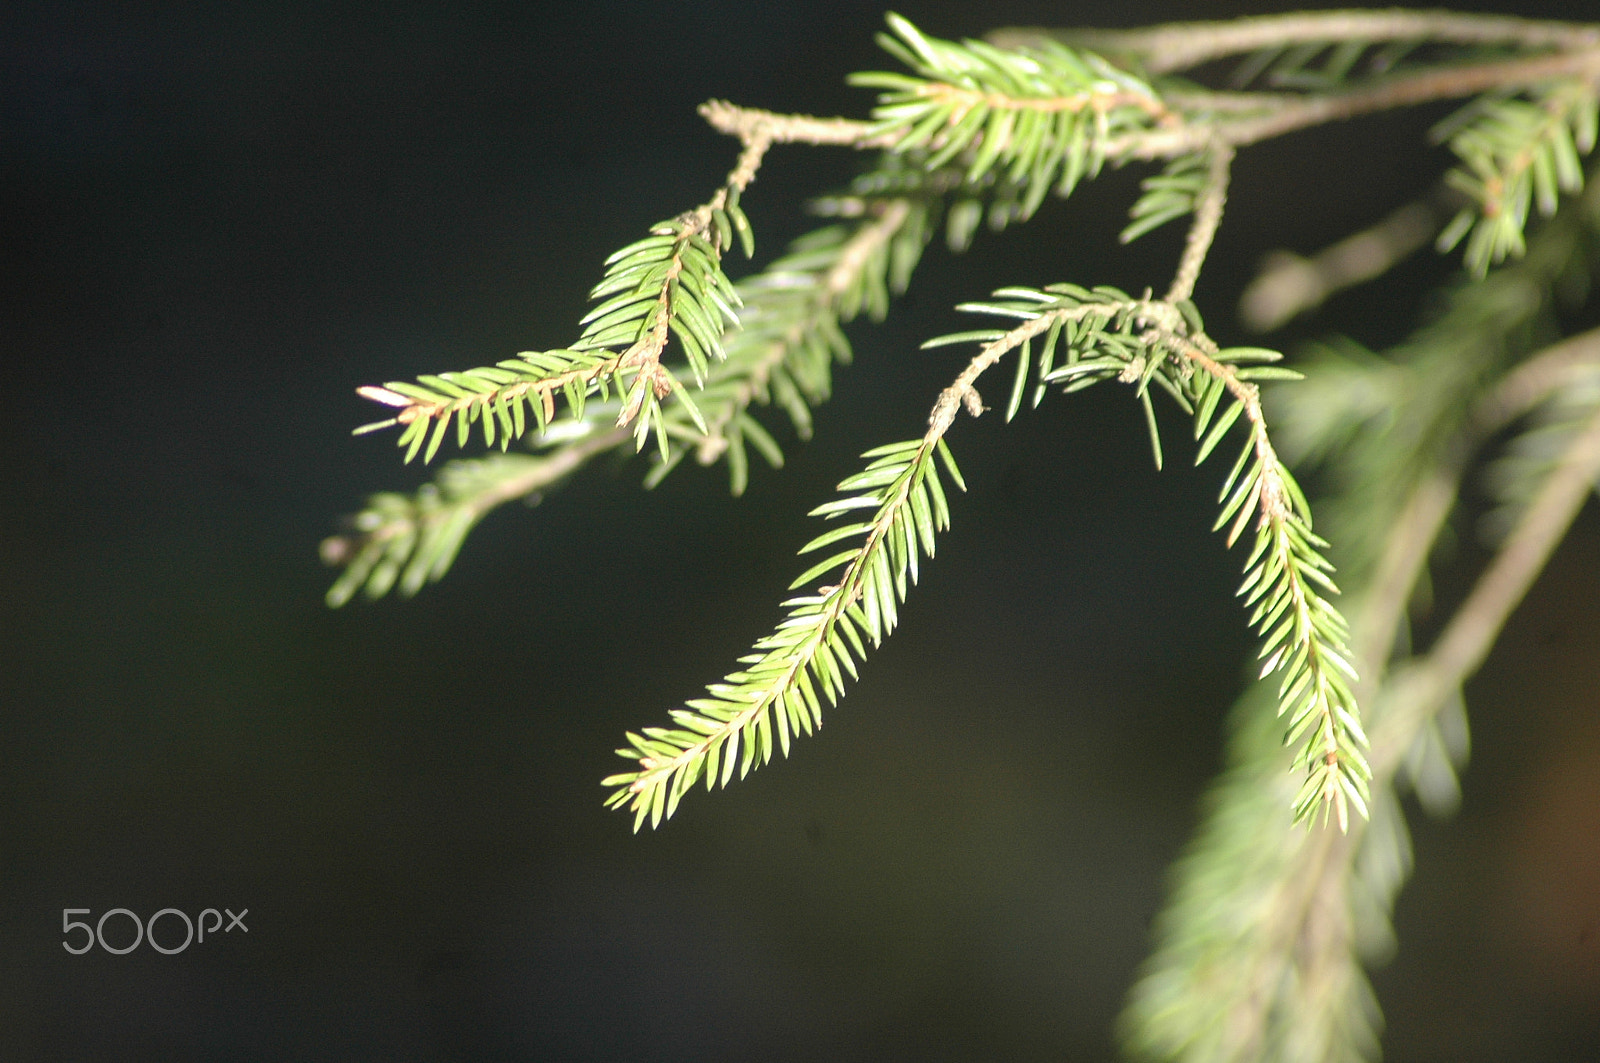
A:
698,100,885,148
1108,46,1600,160
987,10,1600,75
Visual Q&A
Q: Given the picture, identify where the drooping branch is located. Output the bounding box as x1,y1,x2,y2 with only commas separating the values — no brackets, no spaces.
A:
930,287,1373,829
1135,321,1600,1063
1210,326,1600,1061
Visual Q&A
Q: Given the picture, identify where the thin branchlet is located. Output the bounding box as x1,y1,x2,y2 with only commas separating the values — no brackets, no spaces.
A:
1166,140,1234,303
989,9,1600,74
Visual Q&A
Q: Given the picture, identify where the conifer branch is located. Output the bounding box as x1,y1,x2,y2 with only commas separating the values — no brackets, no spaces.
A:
351,105,774,466
329,197,929,602
936,287,1371,829
336,11,1600,829
601,432,966,831
1157,329,1600,1063
1124,172,1600,1062
718,12,1599,278
1166,341,1370,830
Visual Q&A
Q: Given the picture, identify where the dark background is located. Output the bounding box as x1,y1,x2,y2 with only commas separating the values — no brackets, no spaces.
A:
3,1,1598,1059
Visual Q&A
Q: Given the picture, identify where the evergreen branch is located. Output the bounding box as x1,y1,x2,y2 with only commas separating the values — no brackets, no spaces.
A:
601,435,965,831
1158,336,1371,830
704,12,1600,250
1124,186,1600,1063
1235,331,1600,1063
327,199,929,605
847,13,1172,215
684,17,1600,236
351,108,775,465
694,14,1600,208
936,287,1370,829
1270,211,1600,1009
987,10,1600,76
1151,331,1600,1063
324,12,1600,1056
348,78,945,489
